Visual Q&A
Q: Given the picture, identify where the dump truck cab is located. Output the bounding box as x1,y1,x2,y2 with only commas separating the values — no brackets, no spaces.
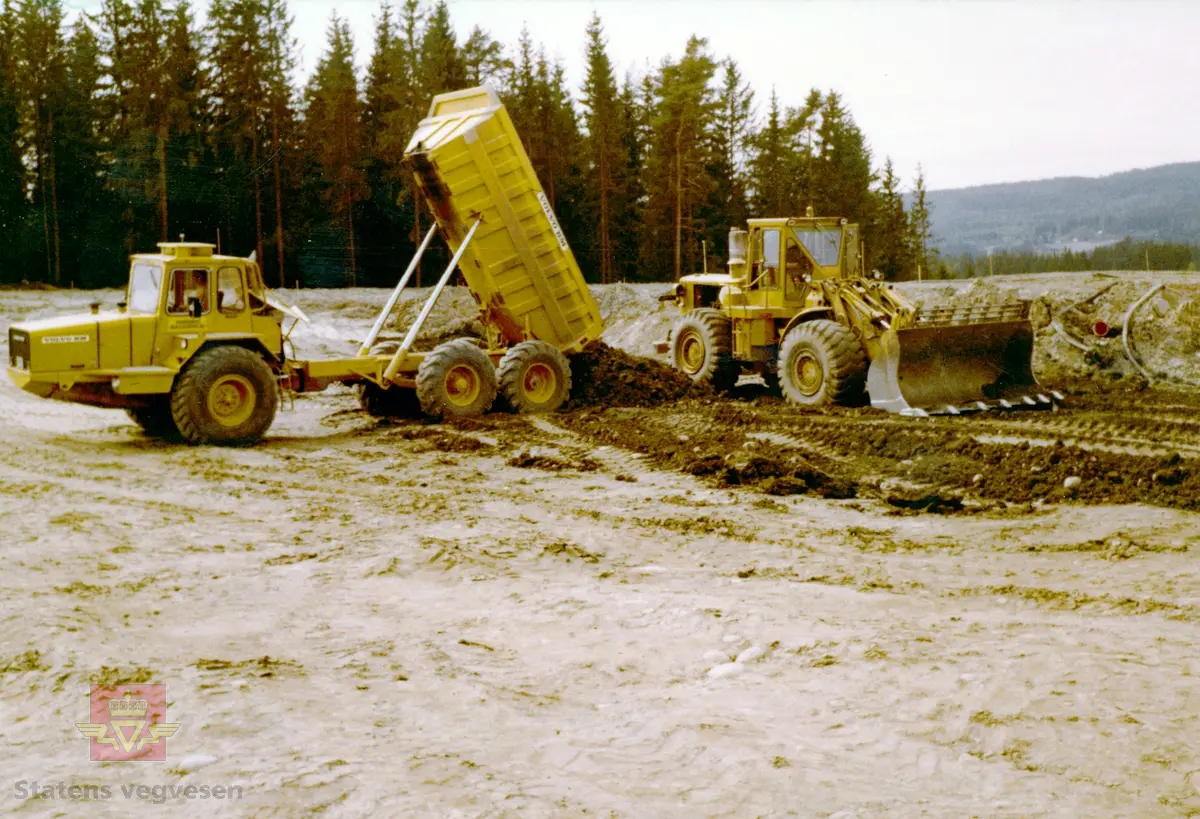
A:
8,242,287,410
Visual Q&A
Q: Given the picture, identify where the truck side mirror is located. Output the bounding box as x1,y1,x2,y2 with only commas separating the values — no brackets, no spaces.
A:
188,297,202,318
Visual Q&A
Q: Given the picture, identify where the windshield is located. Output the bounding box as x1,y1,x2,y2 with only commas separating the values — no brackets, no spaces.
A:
792,226,842,267
128,262,163,314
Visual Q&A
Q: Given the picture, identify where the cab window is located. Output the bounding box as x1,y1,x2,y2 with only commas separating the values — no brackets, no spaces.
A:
245,264,268,312
128,263,162,314
759,228,781,288
217,267,246,314
785,239,812,297
167,269,210,315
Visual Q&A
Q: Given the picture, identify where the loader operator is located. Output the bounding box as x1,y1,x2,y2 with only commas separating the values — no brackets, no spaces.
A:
786,243,812,286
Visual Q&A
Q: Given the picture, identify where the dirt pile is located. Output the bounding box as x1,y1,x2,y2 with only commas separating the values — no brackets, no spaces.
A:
565,342,707,410
561,403,858,499
687,449,857,498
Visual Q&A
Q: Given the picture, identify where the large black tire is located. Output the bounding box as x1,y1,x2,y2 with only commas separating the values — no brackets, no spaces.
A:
125,397,179,439
170,346,278,445
778,319,867,407
358,342,422,418
669,308,740,392
416,338,497,419
497,340,572,414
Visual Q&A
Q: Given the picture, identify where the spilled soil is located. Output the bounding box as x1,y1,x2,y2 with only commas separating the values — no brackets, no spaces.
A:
565,341,707,410
559,379,1200,514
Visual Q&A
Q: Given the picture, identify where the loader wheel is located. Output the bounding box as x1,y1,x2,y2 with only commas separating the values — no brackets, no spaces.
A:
170,346,278,445
669,308,740,392
497,340,572,414
416,338,497,419
125,398,178,439
358,342,422,418
778,319,867,407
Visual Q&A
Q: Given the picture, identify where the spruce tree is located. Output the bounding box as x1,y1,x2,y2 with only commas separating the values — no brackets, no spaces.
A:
611,73,644,282
580,13,620,283
461,25,503,86
706,57,753,246
750,89,789,216
419,1,463,96
303,13,367,285
906,165,935,277
871,157,910,279
14,0,68,283
0,0,29,281
645,37,718,279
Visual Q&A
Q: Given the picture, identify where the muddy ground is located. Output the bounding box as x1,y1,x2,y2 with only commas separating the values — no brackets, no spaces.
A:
1,277,1199,817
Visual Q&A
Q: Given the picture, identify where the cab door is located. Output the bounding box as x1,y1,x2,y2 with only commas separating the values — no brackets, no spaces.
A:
127,261,162,366
207,264,252,337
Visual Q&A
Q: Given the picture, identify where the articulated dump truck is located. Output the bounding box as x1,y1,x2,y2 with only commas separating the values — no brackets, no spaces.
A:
6,85,604,445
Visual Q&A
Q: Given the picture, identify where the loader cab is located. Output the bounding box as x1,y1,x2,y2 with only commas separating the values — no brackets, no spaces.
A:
742,216,858,302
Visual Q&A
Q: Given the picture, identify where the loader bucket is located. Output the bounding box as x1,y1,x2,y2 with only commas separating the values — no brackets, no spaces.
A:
867,301,1056,416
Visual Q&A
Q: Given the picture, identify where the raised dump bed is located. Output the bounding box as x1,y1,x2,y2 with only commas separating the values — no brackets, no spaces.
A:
403,85,604,354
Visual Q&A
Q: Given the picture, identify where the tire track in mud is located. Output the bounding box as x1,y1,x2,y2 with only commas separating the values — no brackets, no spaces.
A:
527,416,665,480
554,391,1200,511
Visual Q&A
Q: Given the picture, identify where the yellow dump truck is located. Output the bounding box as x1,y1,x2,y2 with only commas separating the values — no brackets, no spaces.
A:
5,85,605,444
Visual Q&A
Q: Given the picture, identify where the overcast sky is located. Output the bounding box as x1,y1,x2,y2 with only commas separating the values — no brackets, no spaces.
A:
70,0,1200,191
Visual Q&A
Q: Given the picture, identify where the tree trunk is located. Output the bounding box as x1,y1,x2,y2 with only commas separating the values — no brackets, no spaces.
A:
36,130,50,283
251,127,264,266
413,189,421,287
673,121,683,281
271,107,285,288
49,111,61,286
599,146,610,284
157,125,169,242
346,189,357,287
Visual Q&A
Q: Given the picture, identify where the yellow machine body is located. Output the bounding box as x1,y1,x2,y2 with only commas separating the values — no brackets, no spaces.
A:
668,216,1054,415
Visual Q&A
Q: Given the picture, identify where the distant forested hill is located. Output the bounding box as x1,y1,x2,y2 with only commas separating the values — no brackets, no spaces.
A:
926,162,1200,255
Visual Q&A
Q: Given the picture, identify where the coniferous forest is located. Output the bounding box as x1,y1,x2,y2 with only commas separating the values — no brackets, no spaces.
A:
0,0,937,289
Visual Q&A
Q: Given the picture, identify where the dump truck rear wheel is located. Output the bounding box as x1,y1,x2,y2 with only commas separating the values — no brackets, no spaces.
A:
358,342,422,418
170,346,278,445
778,320,867,407
416,338,497,419
670,308,740,392
125,398,178,438
497,340,572,414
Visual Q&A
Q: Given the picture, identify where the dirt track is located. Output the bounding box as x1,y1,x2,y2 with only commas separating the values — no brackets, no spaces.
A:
2,283,1200,817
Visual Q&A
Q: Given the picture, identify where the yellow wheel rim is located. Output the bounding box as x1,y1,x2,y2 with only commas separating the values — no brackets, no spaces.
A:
444,364,482,407
207,374,256,427
678,330,705,375
522,362,558,404
793,352,824,397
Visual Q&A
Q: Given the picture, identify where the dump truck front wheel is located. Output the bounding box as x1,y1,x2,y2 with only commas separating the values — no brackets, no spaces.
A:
416,338,497,419
670,308,739,392
170,346,278,445
498,340,572,413
125,398,178,438
359,342,422,418
778,319,867,407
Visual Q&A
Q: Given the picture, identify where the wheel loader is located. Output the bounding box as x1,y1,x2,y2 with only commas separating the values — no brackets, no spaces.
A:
5,85,604,445
662,213,1060,415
